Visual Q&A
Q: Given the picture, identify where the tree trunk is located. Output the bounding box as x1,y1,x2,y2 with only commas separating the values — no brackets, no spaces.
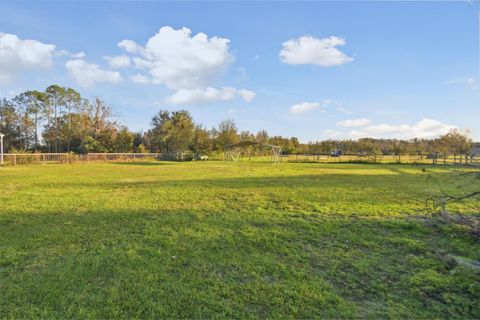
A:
67,104,71,152
34,111,38,152
59,104,62,152
54,101,58,153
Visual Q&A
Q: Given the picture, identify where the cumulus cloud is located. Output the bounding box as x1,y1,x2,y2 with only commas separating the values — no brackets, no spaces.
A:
116,26,254,104
56,50,85,59
130,74,151,84
237,89,256,102
118,39,142,54
280,36,353,67
165,87,255,105
289,99,345,114
444,76,477,89
65,59,122,87
118,26,233,90
324,129,342,139
0,32,56,83
347,119,456,139
289,101,326,114
104,55,131,69
337,118,372,128
336,106,352,115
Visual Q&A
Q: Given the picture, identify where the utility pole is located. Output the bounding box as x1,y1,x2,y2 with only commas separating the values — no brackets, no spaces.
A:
0,133,4,165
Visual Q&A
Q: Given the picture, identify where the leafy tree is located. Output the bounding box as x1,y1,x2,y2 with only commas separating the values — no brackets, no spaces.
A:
132,132,144,151
23,91,47,151
80,136,107,153
255,130,268,144
146,110,170,152
45,85,65,152
289,139,299,152
191,126,212,155
146,110,194,153
438,129,472,155
170,111,195,152
357,138,379,154
115,127,134,152
216,119,239,149
136,144,149,153
64,88,81,152
239,130,254,142
12,92,34,150
0,98,22,151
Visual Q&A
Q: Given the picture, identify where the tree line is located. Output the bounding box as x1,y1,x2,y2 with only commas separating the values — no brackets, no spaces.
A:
0,85,474,157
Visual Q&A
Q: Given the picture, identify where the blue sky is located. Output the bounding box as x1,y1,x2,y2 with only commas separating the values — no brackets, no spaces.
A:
0,1,478,141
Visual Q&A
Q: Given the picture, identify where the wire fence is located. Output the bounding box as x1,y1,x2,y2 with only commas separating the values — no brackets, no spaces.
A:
1,153,165,165
214,153,480,165
0,152,479,166
282,153,479,165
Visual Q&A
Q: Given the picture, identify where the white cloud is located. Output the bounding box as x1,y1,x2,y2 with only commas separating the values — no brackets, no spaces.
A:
118,39,141,54
289,99,354,116
237,89,256,102
444,76,477,89
337,118,372,128
56,50,86,59
130,74,151,84
336,106,352,115
228,108,244,114
117,26,253,106
165,87,255,105
0,32,56,83
65,59,122,87
289,102,324,114
348,119,456,139
104,55,131,69
118,26,232,90
324,129,342,139
280,36,353,67
71,51,86,59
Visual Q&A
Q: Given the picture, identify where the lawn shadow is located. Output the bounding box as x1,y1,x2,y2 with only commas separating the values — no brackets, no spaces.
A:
1,208,478,318
110,161,175,166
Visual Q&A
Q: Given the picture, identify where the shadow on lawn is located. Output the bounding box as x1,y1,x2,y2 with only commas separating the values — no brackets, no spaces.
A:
110,161,175,166
1,209,478,318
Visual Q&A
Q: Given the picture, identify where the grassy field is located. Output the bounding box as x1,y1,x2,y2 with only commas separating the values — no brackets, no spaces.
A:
0,161,479,318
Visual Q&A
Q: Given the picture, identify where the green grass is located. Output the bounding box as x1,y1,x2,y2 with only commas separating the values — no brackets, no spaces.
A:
0,162,479,318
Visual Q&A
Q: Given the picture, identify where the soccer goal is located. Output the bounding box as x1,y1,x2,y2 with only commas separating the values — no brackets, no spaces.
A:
224,141,283,163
